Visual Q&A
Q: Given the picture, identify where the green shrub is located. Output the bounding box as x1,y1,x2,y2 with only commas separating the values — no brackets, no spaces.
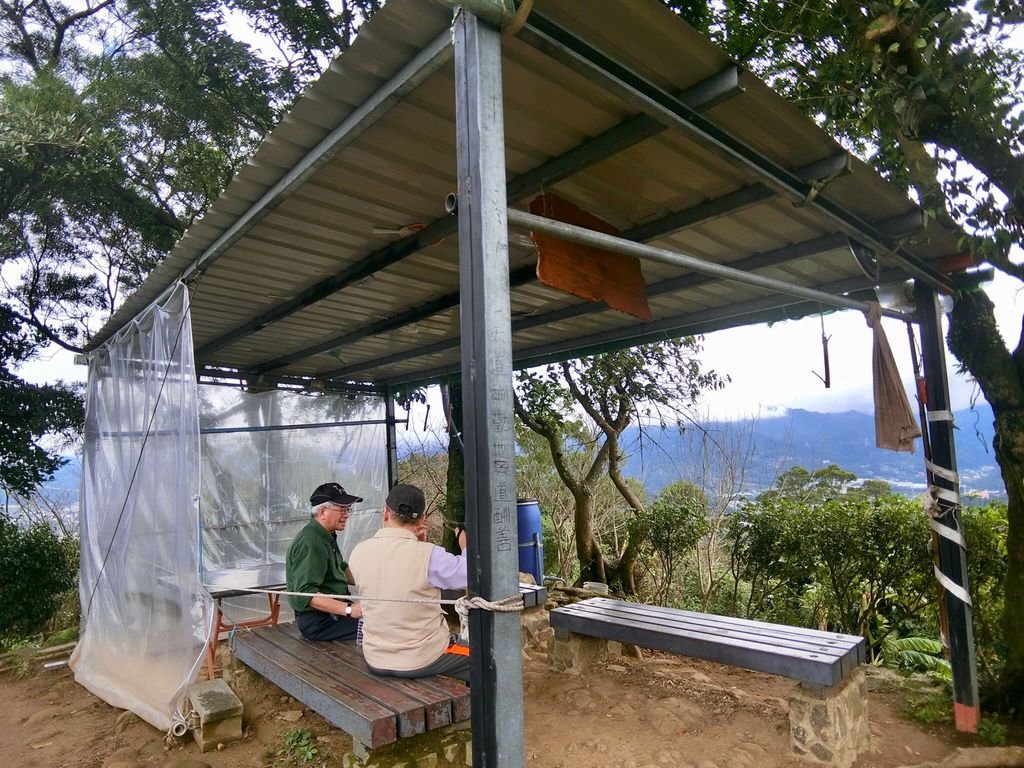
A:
727,492,934,651
961,502,1007,689
0,515,77,649
978,719,1007,746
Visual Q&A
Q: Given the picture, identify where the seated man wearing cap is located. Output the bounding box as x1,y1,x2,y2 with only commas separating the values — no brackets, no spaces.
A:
348,483,470,683
285,482,364,642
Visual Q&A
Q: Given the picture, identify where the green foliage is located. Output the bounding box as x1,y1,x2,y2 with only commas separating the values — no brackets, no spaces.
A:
728,475,934,648
905,689,951,725
277,728,319,764
961,502,1008,689
978,719,1008,746
639,481,709,604
0,306,83,496
758,464,858,505
0,0,380,497
879,635,951,680
0,516,77,649
515,339,724,591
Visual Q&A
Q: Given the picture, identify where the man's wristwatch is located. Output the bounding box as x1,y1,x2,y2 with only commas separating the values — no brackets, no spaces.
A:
344,605,352,617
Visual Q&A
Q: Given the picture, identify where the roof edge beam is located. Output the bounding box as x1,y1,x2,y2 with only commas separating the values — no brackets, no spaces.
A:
518,12,951,292
508,208,911,319
196,63,743,361
197,366,385,394
383,270,906,388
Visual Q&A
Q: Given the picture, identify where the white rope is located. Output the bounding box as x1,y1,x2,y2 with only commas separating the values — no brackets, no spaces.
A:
927,409,954,423
208,586,525,644
204,586,523,611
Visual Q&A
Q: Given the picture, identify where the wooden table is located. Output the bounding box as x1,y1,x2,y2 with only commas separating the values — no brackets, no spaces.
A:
204,564,287,680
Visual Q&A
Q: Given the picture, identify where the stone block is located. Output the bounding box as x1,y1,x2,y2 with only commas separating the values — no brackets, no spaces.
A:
789,668,869,768
549,630,608,674
520,607,553,652
185,678,244,753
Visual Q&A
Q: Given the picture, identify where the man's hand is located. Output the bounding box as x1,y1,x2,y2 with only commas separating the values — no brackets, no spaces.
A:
455,525,467,553
348,601,363,619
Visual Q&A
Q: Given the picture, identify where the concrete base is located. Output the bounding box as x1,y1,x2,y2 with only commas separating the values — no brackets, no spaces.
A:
342,722,473,768
789,668,869,768
185,678,244,753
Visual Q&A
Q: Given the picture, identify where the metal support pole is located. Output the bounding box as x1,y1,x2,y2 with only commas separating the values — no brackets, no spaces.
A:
914,282,980,732
454,10,524,768
383,386,398,489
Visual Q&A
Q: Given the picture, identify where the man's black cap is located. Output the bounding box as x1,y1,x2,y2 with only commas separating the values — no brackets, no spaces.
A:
386,483,426,520
310,482,363,507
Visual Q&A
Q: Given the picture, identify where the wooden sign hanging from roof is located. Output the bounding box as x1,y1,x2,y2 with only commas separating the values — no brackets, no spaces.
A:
528,194,653,322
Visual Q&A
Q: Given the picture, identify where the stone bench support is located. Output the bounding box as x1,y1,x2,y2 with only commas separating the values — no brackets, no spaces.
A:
789,667,869,768
550,626,870,768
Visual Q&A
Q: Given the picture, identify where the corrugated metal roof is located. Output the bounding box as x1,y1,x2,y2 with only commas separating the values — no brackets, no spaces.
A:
88,0,961,390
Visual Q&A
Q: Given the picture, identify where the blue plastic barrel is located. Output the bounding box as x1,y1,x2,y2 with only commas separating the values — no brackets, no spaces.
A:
516,498,544,584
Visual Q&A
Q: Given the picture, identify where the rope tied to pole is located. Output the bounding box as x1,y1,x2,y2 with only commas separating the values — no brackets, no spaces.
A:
453,593,524,641
205,586,526,642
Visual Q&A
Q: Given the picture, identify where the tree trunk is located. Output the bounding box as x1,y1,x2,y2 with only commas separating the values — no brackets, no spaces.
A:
947,290,1024,704
573,492,605,585
444,379,465,554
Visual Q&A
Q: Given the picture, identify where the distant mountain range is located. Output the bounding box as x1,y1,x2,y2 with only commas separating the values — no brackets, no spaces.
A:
622,404,1003,501
10,404,1005,510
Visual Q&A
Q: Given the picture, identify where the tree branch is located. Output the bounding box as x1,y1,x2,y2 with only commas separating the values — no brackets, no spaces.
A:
49,0,114,66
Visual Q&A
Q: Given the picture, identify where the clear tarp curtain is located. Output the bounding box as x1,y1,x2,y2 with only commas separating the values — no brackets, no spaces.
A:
198,388,388,621
71,283,206,731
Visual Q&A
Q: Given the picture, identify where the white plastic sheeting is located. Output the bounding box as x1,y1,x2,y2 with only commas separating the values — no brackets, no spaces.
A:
198,388,388,623
71,283,207,731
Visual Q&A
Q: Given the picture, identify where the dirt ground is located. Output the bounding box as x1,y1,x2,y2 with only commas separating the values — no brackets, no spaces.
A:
3,636,1010,768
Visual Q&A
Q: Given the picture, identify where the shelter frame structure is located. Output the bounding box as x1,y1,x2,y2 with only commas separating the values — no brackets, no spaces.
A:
83,0,985,762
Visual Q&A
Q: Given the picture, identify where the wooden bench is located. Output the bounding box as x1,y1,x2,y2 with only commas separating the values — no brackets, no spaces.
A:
234,622,470,759
233,585,546,763
549,597,865,686
549,597,870,767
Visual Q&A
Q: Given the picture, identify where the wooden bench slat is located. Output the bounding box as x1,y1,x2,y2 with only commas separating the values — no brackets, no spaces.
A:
235,633,397,748
586,598,863,649
257,628,427,739
560,602,859,658
551,598,864,686
520,585,548,608
323,641,454,730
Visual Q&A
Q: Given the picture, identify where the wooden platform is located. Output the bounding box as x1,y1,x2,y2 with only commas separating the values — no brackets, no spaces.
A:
234,622,470,751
